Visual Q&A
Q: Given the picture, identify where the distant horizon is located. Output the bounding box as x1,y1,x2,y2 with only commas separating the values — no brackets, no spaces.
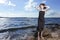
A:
0,16,60,18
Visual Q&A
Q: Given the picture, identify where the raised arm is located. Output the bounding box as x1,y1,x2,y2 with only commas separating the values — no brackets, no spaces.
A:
33,6,40,11
44,6,50,12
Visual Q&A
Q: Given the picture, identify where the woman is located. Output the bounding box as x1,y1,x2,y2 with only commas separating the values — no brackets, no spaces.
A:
34,3,50,40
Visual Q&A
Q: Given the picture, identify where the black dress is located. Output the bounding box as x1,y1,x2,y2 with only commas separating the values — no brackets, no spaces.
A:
34,11,45,38
37,11,45,37
37,11,45,31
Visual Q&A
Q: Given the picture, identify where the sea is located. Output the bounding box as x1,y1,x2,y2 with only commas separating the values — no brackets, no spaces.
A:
0,17,60,40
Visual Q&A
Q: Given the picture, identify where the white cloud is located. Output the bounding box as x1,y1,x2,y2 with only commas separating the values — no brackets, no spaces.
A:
24,0,37,11
50,12,60,17
0,0,16,7
0,12,38,18
45,10,60,18
0,0,7,4
8,1,16,7
45,10,54,16
41,0,47,3
0,11,60,18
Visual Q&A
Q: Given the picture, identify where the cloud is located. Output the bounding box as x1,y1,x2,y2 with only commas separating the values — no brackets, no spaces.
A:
41,0,47,3
49,12,60,17
8,1,16,7
45,10,54,16
24,0,37,11
0,0,7,4
0,0,16,7
0,11,60,18
0,12,38,18
45,10,60,18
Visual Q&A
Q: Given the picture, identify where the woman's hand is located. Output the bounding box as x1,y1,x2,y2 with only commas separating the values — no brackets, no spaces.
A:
45,6,50,12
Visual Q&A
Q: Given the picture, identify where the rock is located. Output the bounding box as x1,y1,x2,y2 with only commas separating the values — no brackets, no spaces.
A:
42,28,51,38
27,36,34,40
51,32,58,38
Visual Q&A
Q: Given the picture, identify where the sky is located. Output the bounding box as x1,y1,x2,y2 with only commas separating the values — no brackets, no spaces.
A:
0,0,60,18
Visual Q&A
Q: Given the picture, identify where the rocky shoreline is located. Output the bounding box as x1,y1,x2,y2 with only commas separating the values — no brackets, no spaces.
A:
0,24,60,40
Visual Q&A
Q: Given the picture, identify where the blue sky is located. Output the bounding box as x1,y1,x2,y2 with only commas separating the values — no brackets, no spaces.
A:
0,0,60,18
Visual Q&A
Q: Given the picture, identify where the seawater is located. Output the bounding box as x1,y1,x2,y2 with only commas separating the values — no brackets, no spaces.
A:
0,17,60,40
